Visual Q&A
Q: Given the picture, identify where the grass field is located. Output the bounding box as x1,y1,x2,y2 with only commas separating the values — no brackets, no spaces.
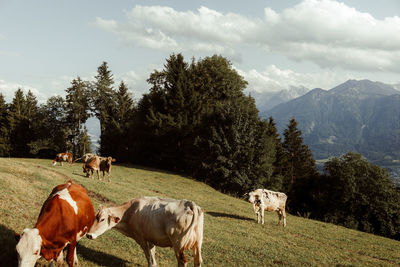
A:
0,158,399,266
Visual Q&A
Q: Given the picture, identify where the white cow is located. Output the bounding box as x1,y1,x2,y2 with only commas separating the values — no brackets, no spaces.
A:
86,197,204,267
247,189,287,227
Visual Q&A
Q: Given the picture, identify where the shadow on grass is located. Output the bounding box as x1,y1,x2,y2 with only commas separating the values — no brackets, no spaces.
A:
206,211,253,221
77,243,129,267
0,224,18,267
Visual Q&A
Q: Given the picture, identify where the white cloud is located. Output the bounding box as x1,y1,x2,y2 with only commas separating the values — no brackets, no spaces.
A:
238,65,348,93
0,79,45,103
95,0,400,73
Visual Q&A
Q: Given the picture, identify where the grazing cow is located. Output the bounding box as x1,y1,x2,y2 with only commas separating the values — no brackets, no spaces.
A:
83,156,116,182
52,152,73,166
86,197,204,267
247,189,287,227
15,181,95,267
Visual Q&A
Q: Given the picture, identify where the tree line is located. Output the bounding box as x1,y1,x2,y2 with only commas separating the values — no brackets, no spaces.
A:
0,54,399,239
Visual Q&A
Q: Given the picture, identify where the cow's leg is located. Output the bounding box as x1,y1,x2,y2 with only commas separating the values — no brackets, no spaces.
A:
96,170,101,180
66,241,77,267
256,211,260,224
193,241,202,267
139,241,157,267
174,247,188,267
107,172,111,183
277,210,282,226
55,250,64,266
282,208,287,227
61,161,63,166
261,208,265,224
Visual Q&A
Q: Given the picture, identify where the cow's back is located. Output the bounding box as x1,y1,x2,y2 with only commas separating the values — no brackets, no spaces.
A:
125,197,200,248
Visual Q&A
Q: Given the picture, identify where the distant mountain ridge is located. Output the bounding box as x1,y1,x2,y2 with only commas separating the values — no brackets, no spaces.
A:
262,79,400,164
252,86,309,112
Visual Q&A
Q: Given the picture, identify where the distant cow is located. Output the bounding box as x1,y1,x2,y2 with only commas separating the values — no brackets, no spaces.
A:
72,153,96,164
83,156,116,182
15,181,95,267
86,197,204,267
247,189,287,227
52,152,73,166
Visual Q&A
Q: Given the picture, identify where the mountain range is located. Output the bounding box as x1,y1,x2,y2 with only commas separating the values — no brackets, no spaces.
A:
261,79,400,166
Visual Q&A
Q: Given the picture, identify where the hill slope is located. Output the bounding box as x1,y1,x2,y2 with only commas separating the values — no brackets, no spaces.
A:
263,80,400,163
0,158,399,266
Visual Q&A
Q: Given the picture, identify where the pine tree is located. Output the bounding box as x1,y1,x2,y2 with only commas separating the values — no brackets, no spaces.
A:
0,93,10,156
266,116,285,191
65,77,91,157
31,96,69,157
92,61,116,156
282,117,319,213
9,89,33,156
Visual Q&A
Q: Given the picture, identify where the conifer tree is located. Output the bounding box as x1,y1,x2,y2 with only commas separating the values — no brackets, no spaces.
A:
110,81,135,161
266,116,285,191
65,77,91,156
92,61,116,156
31,96,69,156
9,89,33,156
282,117,319,213
0,93,10,156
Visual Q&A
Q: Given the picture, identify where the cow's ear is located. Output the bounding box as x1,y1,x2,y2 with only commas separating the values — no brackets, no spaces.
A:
112,158,116,162
15,233,21,242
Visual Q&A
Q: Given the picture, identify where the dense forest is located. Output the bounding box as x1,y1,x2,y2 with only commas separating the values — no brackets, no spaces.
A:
0,54,399,240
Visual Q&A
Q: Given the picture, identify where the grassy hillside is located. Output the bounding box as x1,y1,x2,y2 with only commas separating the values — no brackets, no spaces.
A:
0,158,399,266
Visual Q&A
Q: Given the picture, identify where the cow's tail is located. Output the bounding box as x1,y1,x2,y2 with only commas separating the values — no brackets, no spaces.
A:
181,201,203,250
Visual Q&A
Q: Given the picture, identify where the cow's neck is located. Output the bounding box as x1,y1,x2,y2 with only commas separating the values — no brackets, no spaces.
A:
111,201,134,234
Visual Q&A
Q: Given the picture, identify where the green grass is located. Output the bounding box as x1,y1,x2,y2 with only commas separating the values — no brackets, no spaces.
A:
0,158,399,266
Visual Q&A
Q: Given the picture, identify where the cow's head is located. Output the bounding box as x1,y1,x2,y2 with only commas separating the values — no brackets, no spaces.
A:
247,189,262,204
16,228,42,267
86,205,120,240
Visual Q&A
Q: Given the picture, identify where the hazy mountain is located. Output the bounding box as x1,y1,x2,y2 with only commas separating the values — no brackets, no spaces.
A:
252,86,309,112
262,79,400,163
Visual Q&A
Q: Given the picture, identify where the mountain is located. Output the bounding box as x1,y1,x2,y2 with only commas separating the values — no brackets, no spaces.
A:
262,79,400,163
252,86,309,112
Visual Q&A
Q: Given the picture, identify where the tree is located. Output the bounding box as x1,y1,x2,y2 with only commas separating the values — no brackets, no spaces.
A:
282,117,319,213
30,96,69,157
92,62,116,156
194,97,274,195
320,153,400,239
266,116,285,191
0,93,10,156
134,54,202,169
65,77,91,156
9,89,37,157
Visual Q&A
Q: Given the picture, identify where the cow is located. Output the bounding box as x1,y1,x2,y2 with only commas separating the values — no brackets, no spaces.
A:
86,197,204,267
72,153,96,164
83,155,116,182
15,181,95,267
247,189,287,227
52,152,73,166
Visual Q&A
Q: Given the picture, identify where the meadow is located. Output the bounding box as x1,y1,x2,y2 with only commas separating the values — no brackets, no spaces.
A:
0,158,399,266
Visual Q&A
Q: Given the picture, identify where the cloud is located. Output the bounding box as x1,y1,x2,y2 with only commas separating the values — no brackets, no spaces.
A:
238,65,349,93
0,79,47,103
95,0,400,73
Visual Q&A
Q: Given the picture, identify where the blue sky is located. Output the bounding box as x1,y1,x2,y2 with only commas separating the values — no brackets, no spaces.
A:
1,0,400,105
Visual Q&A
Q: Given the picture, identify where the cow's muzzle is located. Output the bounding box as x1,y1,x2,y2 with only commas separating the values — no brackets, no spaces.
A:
86,233,95,239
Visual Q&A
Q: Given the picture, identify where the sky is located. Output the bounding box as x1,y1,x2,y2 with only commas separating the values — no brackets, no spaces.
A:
1,0,400,105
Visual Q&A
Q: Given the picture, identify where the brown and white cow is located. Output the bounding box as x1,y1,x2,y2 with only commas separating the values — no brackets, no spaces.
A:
83,156,116,182
86,197,204,267
247,189,287,227
52,152,73,166
15,181,95,267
